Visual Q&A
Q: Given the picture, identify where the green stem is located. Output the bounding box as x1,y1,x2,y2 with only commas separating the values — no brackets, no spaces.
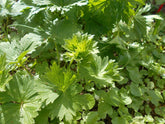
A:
77,61,80,76
153,20,161,35
1,17,10,42
68,58,74,70
22,65,33,76
8,24,43,32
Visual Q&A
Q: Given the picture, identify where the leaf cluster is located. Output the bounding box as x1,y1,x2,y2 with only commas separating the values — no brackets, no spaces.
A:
0,0,165,124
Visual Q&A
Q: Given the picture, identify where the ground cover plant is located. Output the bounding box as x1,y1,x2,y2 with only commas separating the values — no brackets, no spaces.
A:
0,0,165,123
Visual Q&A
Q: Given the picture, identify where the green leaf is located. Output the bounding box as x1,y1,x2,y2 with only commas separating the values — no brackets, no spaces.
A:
50,93,76,121
155,117,165,124
51,0,84,6
31,39,55,59
126,66,143,84
50,19,80,45
0,54,6,71
32,0,52,6
45,62,76,92
144,104,152,115
63,32,98,61
19,33,43,53
74,94,95,110
108,36,127,50
112,117,129,124
144,115,154,123
147,90,163,106
98,102,113,119
48,0,87,17
0,0,12,17
11,1,30,16
144,15,163,23
118,106,130,119
147,81,154,90
130,83,142,97
118,51,131,66
35,61,49,75
0,72,41,124
136,4,151,15
80,55,122,88
128,97,143,112
132,0,145,5
26,7,46,23
88,0,107,10
120,88,132,105
0,33,43,62
163,90,165,100
86,111,99,124
0,54,12,91
107,89,124,106
36,82,59,105
49,84,95,122
133,15,147,39
0,105,5,124
35,108,49,124
131,116,144,124
1,102,40,124
95,89,124,107
84,0,135,35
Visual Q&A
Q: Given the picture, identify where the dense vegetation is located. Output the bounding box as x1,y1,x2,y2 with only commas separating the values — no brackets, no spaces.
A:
0,0,165,123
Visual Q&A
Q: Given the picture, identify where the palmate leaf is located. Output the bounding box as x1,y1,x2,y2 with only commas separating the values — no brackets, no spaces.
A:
85,111,100,124
35,108,50,124
36,81,59,106
83,0,136,36
0,54,12,91
96,89,131,121
11,1,30,16
0,33,42,62
50,19,80,45
63,32,99,62
133,15,147,39
32,0,87,6
98,101,113,119
80,55,123,88
45,62,77,92
131,4,155,40
0,0,13,18
108,35,127,50
0,70,11,92
49,92,76,121
95,89,124,107
44,62,95,121
0,72,41,124
49,84,95,122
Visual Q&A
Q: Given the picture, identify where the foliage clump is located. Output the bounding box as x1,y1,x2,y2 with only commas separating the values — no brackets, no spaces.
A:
0,0,165,123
